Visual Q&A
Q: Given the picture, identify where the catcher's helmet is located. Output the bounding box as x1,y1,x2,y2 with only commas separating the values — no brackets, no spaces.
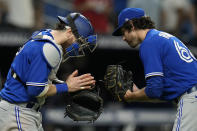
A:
58,13,94,39
58,13,97,62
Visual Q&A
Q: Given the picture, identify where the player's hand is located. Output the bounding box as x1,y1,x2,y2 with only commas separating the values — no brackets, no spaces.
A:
66,70,96,92
132,83,139,92
123,83,139,101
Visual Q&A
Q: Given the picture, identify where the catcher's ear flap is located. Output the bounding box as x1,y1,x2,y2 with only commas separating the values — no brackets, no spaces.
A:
65,90,103,122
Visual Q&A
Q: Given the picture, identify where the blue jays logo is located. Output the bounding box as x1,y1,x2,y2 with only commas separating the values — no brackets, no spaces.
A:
174,40,196,63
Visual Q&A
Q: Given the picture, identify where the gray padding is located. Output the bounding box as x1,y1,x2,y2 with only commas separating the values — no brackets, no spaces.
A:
43,43,61,68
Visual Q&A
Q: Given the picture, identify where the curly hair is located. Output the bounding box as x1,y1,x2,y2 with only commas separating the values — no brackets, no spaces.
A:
122,16,155,33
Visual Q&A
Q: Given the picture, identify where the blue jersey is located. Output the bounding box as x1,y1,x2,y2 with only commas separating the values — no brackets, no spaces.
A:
140,29,197,100
0,29,61,103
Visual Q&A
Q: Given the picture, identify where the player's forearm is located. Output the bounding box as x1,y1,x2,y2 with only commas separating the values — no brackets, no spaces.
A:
124,88,149,102
45,83,69,97
124,88,162,103
34,83,68,98
45,84,57,97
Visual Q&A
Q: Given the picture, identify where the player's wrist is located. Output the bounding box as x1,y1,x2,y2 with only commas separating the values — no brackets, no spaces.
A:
55,83,68,94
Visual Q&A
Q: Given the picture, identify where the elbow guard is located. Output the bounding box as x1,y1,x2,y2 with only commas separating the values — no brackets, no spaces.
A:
145,76,164,99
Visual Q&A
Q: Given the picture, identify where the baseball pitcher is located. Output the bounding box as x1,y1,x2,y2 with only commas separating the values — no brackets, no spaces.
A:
106,8,197,131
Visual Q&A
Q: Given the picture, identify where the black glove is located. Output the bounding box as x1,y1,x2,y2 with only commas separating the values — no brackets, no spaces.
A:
64,90,103,122
104,65,133,102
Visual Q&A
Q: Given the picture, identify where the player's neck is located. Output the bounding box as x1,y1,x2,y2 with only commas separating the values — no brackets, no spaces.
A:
51,30,66,45
137,29,150,43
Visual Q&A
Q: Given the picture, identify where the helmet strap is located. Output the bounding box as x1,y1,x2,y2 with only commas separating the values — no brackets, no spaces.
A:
66,14,80,39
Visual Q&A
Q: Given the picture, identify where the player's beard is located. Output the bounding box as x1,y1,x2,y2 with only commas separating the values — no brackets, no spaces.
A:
127,37,140,48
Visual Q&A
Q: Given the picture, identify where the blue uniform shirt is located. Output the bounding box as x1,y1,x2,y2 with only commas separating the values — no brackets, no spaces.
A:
140,29,197,100
0,29,59,103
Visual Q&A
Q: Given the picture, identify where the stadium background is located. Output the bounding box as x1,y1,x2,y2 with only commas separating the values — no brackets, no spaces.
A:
0,0,197,131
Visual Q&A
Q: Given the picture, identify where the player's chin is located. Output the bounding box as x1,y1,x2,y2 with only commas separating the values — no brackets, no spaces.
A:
128,42,137,48
129,40,141,48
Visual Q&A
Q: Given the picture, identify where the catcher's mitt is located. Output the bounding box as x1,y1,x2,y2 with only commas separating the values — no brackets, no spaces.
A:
64,90,103,122
104,65,133,102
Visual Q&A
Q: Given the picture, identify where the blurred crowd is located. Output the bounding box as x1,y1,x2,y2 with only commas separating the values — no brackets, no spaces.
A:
0,0,43,30
0,0,197,45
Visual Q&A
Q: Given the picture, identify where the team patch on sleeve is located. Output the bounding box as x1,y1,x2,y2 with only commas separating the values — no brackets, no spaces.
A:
145,72,164,79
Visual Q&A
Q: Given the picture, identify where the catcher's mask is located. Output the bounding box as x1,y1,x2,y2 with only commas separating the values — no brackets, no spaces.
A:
58,13,97,62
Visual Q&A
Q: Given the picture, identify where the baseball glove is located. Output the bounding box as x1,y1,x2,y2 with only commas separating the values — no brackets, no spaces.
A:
64,90,103,122
104,65,133,102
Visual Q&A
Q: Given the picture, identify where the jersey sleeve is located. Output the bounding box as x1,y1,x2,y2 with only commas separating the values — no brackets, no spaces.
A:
140,39,164,79
25,44,51,97
145,76,164,99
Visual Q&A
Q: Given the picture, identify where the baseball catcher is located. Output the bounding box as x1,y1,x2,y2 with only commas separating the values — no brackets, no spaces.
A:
0,12,98,131
64,89,103,122
104,65,133,102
